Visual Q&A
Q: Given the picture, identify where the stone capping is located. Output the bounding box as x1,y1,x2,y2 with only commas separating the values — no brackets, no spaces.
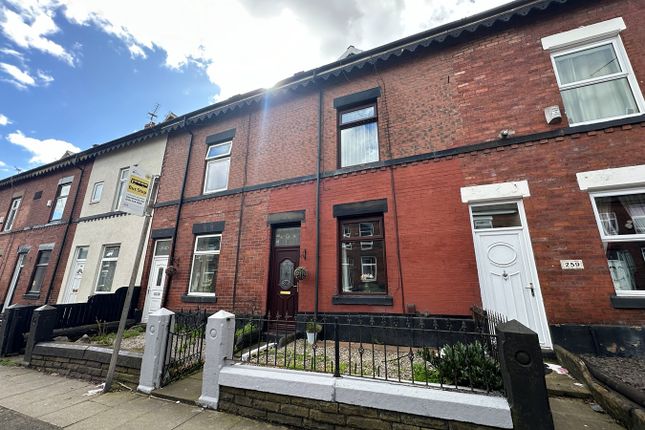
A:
218,364,512,429
33,342,142,368
460,180,530,203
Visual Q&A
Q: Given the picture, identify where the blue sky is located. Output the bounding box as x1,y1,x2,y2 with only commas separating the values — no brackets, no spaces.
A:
0,0,509,179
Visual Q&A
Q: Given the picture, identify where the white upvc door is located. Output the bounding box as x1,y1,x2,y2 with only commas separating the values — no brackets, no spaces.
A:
2,253,26,312
63,246,88,304
470,201,552,348
142,256,169,323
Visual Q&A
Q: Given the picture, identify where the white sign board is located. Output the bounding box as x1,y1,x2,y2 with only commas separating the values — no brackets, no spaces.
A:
560,260,584,270
119,166,151,216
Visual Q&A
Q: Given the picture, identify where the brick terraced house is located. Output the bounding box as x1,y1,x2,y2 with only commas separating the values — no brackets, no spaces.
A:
0,126,167,314
137,0,645,351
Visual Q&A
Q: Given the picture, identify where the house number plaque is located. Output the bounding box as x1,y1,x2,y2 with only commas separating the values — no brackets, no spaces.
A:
560,260,584,270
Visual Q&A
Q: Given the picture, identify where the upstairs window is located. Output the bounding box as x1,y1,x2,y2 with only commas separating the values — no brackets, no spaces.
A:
50,183,71,222
204,141,231,193
4,197,21,232
590,189,645,296
113,167,129,210
543,18,644,125
90,181,103,204
339,216,387,294
339,103,379,168
28,250,51,294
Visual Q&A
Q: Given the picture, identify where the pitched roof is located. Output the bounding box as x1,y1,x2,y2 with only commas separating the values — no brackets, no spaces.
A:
0,0,572,189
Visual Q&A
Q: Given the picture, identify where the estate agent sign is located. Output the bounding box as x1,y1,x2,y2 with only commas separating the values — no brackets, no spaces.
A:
119,165,151,216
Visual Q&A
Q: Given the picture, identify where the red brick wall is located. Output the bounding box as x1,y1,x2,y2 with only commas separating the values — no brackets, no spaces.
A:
0,162,92,307
144,0,645,326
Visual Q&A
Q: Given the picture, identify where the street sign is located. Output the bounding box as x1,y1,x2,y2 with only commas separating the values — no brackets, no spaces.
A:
119,166,151,216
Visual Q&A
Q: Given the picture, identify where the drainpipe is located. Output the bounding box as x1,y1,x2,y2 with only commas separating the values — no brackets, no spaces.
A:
161,126,194,308
44,156,85,304
231,111,252,313
314,87,323,320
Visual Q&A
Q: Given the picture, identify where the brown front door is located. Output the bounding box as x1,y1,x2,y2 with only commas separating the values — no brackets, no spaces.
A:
267,226,300,319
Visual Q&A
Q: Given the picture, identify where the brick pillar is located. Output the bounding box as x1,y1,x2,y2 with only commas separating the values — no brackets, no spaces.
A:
198,310,235,410
137,308,174,394
23,305,58,365
497,319,554,430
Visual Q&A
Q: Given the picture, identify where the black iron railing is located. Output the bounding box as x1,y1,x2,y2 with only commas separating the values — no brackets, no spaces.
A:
472,306,507,336
231,314,504,393
161,309,208,386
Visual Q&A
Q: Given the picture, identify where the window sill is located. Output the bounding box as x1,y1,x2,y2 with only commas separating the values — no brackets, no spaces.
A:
23,293,41,300
610,294,645,309
332,295,393,306
181,294,217,304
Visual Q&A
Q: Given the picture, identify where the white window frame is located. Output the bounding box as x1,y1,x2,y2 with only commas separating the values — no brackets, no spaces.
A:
543,18,645,126
94,244,120,293
4,196,21,232
203,141,232,194
90,181,104,204
50,183,71,222
188,234,221,296
589,187,645,297
360,256,377,283
113,167,130,211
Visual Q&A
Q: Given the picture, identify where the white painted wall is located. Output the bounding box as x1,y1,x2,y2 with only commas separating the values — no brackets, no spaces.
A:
57,135,167,303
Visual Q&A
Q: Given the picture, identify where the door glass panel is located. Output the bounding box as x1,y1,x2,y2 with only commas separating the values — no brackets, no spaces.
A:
472,203,521,229
155,267,164,287
279,259,295,290
77,246,88,260
274,227,300,247
154,240,171,256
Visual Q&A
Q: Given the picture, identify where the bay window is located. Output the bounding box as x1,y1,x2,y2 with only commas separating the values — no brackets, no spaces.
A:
189,234,221,295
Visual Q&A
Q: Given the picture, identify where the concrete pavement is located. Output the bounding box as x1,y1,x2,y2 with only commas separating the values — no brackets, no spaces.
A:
0,365,285,430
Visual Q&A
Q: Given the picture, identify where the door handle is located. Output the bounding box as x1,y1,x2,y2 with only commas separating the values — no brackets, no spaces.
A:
526,283,535,297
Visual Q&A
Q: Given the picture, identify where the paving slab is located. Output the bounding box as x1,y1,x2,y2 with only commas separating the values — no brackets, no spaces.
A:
117,398,202,430
546,370,591,399
39,399,110,427
66,395,160,430
0,405,58,430
152,370,202,404
551,397,625,429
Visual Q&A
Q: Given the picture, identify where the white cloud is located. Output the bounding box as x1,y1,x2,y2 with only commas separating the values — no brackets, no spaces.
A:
1,0,512,99
0,0,75,65
0,62,53,88
6,130,80,164
0,113,10,126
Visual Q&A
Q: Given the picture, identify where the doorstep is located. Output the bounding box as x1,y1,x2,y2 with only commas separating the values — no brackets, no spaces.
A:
545,369,592,399
152,370,203,405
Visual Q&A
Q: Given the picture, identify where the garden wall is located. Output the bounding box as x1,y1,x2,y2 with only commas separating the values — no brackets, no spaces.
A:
29,341,141,384
219,385,502,430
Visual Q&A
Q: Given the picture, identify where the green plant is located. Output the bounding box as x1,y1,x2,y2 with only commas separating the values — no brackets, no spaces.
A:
421,341,503,391
305,320,322,334
235,322,256,338
0,358,18,366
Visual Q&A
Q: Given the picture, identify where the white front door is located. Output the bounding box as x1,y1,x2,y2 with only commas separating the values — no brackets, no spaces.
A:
142,239,171,322
2,253,26,312
63,247,88,304
470,201,552,348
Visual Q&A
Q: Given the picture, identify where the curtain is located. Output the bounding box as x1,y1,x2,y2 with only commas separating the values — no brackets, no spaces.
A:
341,122,378,167
619,195,645,233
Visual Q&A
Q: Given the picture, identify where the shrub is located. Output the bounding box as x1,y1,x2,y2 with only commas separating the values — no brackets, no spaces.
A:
305,320,322,333
421,341,503,391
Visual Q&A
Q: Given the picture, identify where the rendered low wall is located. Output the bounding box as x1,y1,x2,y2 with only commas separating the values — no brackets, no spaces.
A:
29,341,141,384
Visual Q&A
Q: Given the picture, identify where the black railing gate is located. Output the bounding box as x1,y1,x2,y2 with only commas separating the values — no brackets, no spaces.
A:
161,310,207,386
